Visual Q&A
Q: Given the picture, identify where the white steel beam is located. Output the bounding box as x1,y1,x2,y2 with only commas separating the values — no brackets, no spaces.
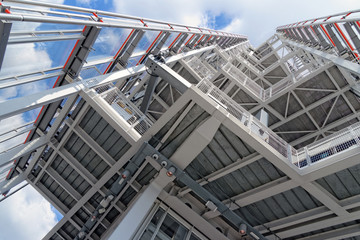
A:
107,169,173,240
298,224,360,240
170,113,224,170
0,135,48,167
0,82,83,121
281,37,360,75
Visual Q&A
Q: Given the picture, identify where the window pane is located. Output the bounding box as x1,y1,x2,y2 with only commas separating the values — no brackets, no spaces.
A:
159,215,188,240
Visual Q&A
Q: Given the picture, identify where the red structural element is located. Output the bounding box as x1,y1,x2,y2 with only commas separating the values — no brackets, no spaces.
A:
0,3,11,14
356,21,360,29
140,19,148,27
184,34,195,46
341,12,352,19
204,35,213,44
5,168,13,180
103,29,135,74
168,33,182,49
193,35,205,48
320,25,336,47
24,26,87,143
323,16,332,22
334,23,359,59
92,12,103,22
310,25,316,35
137,31,163,65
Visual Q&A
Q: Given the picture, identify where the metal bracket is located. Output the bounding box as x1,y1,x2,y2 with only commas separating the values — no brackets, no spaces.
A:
141,142,267,240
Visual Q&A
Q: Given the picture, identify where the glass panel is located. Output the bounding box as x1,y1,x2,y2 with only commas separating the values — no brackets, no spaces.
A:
139,208,165,240
80,62,110,79
190,233,202,240
162,33,179,49
0,76,57,100
88,27,133,60
127,55,142,68
158,215,188,240
133,31,161,54
1,38,77,78
0,106,43,153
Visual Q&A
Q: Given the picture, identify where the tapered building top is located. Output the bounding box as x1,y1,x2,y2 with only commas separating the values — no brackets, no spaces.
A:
1,1,360,239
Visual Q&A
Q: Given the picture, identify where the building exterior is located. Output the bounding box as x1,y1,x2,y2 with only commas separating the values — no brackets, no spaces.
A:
1,1,360,239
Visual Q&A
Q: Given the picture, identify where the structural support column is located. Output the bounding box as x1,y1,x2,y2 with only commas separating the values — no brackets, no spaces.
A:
140,75,158,113
170,113,224,170
107,168,173,240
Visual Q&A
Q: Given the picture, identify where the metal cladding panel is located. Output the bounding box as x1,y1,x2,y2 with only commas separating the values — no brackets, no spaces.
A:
316,163,360,200
79,108,131,160
64,132,110,179
234,187,323,226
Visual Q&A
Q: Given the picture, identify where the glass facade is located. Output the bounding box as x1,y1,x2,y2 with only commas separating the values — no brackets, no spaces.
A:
139,205,208,240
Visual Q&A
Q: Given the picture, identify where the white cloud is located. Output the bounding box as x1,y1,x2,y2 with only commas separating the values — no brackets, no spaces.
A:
111,0,360,46
0,115,27,153
0,185,58,240
0,43,52,78
222,18,243,35
0,0,66,238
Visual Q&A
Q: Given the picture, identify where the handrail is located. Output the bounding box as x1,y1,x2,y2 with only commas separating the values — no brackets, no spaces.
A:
185,47,326,102
276,11,360,62
196,79,360,170
2,0,247,39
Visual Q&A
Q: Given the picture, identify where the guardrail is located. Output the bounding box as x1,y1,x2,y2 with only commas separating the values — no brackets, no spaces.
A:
197,79,360,169
94,84,153,136
185,47,326,102
276,10,360,62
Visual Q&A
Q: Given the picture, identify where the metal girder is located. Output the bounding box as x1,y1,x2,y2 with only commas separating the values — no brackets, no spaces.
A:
344,22,360,52
350,82,360,98
177,153,262,197
152,32,170,55
170,114,223,170
0,70,64,89
312,26,331,49
325,24,346,54
62,26,101,81
42,86,194,240
107,169,173,240
171,33,188,53
139,75,158,114
75,143,153,240
145,55,192,94
281,37,360,75
0,20,11,69
0,135,48,167
0,172,26,194
116,30,145,68
0,81,83,121
8,33,84,44
142,143,267,240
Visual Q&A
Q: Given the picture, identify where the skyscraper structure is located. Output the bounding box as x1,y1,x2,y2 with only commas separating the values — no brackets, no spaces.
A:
1,0,360,239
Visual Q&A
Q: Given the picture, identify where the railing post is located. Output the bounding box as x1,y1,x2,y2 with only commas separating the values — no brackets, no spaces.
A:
248,115,253,133
287,144,293,163
348,126,360,145
304,146,311,166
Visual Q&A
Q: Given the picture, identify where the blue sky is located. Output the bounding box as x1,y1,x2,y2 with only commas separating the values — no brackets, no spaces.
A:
2,0,360,239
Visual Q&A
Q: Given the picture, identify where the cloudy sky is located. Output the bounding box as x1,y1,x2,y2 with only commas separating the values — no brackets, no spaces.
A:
1,0,360,239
